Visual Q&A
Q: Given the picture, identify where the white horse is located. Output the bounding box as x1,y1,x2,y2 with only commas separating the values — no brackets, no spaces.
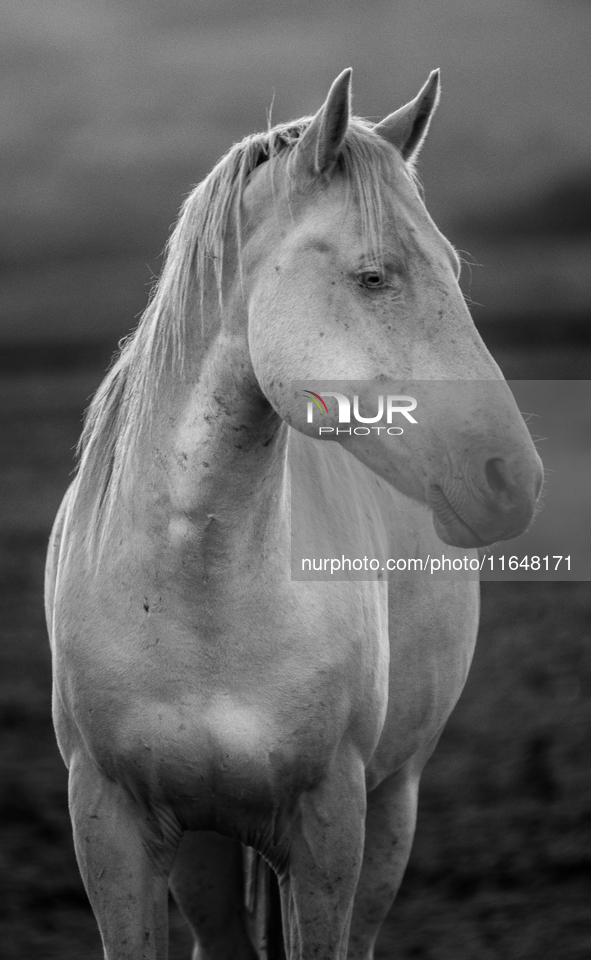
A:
45,70,542,960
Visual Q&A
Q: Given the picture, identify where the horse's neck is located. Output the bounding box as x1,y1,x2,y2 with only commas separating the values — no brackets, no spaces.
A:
155,321,289,563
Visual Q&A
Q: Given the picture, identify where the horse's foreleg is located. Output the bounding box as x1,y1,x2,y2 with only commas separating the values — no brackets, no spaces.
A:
346,765,420,960
169,831,257,960
281,748,366,960
68,752,182,960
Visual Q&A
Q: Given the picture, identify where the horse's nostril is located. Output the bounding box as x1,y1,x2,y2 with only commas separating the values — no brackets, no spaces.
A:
485,457,508,495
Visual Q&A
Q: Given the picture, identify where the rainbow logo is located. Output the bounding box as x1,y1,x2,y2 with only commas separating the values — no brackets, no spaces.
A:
302,390,329,414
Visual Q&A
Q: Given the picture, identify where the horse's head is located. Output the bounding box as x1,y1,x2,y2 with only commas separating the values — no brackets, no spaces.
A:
241,70,543,548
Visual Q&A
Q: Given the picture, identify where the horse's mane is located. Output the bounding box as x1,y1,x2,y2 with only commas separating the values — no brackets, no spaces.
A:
75,115,402,546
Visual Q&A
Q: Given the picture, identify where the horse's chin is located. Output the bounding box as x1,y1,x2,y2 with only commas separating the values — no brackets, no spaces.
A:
428,485,490,548
431,512,489,549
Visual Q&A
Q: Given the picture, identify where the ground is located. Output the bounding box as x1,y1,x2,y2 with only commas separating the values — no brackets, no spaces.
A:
0,349,590,959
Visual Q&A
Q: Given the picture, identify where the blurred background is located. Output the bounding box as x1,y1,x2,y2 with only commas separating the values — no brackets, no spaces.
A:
2,0,591,356
1,0,590,957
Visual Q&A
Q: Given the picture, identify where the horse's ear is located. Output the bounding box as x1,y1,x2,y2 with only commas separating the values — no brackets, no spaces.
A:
374,70,440,163
295,68,352,179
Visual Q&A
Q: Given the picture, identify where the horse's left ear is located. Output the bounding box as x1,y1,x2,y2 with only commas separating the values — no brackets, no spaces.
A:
295,68,352,179
374,70,440,163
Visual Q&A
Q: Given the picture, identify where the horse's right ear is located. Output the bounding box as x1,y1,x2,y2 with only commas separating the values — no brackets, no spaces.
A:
294,69,352,180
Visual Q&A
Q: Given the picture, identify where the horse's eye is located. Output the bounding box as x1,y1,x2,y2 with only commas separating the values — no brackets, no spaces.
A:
358,270,385,289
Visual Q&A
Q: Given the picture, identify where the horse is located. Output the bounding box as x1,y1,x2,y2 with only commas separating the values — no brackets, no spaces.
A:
45,69,543,960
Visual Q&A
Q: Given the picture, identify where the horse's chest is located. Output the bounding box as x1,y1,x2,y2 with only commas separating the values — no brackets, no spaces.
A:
61,574,390,823
105,692,341,824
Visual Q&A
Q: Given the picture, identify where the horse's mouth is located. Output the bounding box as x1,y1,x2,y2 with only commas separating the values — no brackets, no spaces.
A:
428,485,489,549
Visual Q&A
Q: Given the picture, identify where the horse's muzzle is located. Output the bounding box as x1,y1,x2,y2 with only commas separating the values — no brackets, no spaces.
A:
428,451,544,548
